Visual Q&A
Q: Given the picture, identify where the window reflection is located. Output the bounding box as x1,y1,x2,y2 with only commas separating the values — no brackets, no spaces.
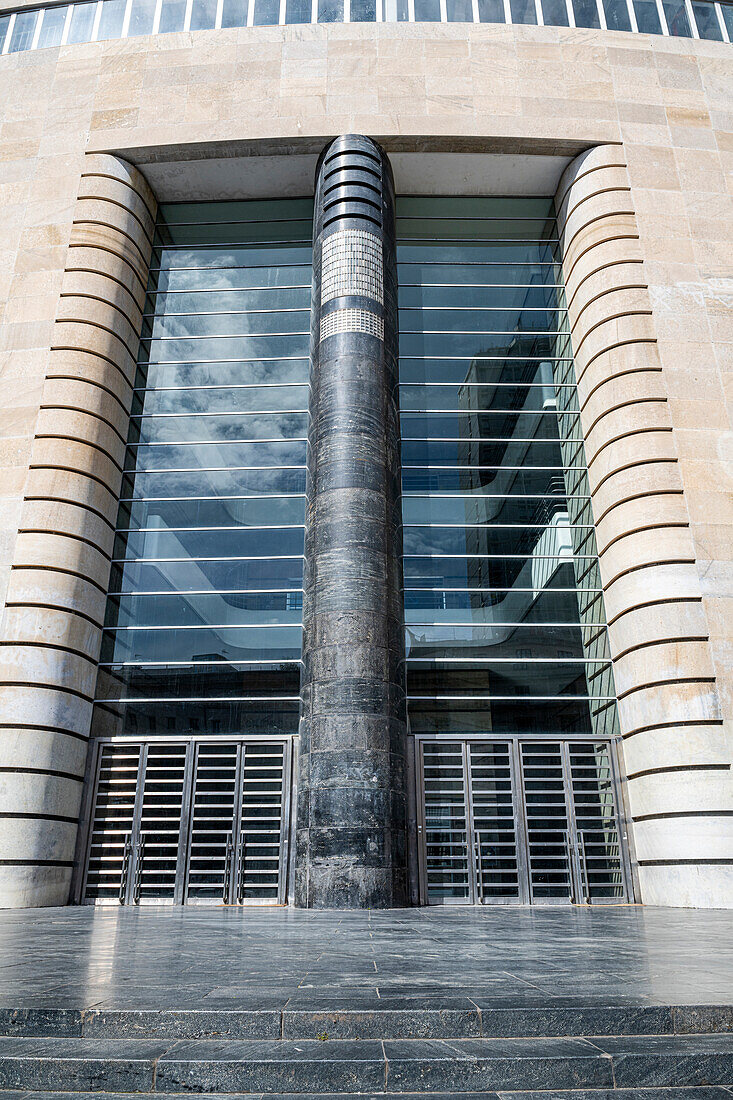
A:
398,197,620,747
94,200,310,736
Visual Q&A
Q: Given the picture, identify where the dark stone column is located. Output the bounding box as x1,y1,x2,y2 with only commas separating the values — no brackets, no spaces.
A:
295,134,407,909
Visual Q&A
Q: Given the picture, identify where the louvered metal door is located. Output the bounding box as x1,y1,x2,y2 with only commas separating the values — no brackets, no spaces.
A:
80,738,291,905
418,737,630,906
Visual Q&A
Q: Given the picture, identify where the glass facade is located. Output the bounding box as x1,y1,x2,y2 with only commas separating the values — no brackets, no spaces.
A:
93,199,312,746
397,197,616,744
85,194,628,906
0,0,729,54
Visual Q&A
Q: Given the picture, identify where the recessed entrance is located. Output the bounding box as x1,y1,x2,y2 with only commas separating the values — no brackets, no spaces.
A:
78,738,292,905
416,737,631,905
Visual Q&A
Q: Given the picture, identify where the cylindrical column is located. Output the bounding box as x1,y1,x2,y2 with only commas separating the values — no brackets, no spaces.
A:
295,134,407,909
0,154,156,908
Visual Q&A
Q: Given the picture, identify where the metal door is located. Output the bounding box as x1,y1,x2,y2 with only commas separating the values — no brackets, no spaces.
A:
80,737,291,905
417,737,629,905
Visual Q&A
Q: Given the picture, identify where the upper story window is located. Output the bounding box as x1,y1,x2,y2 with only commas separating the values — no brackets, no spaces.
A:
0,0,729,55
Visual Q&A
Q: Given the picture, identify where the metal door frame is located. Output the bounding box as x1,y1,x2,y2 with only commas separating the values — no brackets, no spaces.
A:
414,733,634,907
76,734,293,907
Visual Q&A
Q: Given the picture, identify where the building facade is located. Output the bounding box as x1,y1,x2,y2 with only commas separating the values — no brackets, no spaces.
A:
0,3,731,912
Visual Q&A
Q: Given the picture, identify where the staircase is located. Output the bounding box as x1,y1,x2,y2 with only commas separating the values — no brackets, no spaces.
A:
0,1003,731,1097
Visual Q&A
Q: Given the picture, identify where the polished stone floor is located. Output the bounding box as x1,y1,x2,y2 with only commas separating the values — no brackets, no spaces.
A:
0,905,732,1011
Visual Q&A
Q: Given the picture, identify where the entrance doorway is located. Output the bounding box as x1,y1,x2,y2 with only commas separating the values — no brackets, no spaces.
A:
416,737,631,905
78,738,292,905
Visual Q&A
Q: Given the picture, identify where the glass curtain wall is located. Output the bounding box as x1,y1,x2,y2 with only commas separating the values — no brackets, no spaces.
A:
397,197,618,745
93,200,312,743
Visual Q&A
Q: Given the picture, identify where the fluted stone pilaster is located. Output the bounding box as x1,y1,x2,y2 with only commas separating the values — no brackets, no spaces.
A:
295,135,407,909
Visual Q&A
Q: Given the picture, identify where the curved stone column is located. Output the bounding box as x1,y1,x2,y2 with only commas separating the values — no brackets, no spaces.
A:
0,154,156,908
555,145,731,908
296,134,407,909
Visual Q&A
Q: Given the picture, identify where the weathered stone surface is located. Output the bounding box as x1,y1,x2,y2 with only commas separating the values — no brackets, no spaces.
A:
296,135,407,909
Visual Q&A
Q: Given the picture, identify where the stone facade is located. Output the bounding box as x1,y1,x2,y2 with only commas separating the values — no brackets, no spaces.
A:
0,22,730,909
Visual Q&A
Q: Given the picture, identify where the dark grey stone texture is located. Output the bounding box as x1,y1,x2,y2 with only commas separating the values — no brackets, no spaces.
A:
155,1038,386,1094
296,134,407,909
0,1037,168,1092
382,1036,616,1092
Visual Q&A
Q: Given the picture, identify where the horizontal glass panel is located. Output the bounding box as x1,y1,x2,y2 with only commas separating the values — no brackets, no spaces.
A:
152,261,312,292
406,622,596,656
396,219,555,242
129,412,309,445
114,527,305,560
111,558,304,594
145,310,310,339
161,200,315,225
399,307,563,333
155,222,313,248
398,284,563,310
400,356,571,386
119,495,305,531
404,554,583,589
397,243,559,265
402,440,569,471
140,361,310,388
399,377,565,413
108,592,303,629
406,624,605,660
126,441,308,471
399,199,555,220
152,245,312,272
134,385,309,417
399,334,565,360
407,661,607,697
121,467,307,500
399,263,562,287
101,625,302,664
408,698,597,736
141,335,310,363
401,410,564,439
406,581,588,625
92,697,300,737
403,494,571,526
403,520,584,558
402,467,568,493
147,288,311,314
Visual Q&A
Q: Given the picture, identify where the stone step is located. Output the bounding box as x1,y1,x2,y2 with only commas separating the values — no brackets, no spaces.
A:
0,1034,731,1094
0,1091,731,1100
0,1005,731,1041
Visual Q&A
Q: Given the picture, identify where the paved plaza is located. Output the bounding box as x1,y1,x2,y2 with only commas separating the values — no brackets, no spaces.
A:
1,905,732,1012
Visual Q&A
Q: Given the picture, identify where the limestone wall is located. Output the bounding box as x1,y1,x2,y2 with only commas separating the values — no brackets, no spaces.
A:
0,22,730,908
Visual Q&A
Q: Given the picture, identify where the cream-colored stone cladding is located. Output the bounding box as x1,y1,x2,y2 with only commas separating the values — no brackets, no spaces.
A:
0,22,730,908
